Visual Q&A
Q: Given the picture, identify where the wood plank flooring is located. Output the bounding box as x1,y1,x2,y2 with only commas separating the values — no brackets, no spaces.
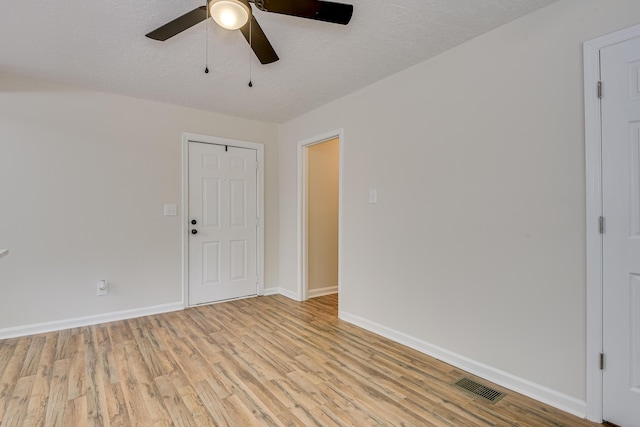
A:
0,294,601,426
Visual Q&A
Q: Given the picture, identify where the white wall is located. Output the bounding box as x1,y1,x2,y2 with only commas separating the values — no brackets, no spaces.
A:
0,71,278,332
307,138,339,293
278,0,640,412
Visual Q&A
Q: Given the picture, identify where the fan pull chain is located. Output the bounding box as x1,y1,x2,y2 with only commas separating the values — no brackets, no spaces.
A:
204,24,209,74
248,19,253,87
204,0,209,74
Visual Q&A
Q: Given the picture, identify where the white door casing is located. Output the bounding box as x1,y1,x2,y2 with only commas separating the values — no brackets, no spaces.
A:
184,135,263,305
297,129,344,304
601,35,640,427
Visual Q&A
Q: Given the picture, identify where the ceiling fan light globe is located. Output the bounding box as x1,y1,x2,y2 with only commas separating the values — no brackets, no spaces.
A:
209,0,251,30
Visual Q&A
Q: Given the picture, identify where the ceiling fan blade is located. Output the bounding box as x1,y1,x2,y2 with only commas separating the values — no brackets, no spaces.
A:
240,16,279,65
145,6,208,41
261,0,353,25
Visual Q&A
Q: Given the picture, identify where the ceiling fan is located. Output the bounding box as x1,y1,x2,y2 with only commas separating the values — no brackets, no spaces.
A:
145,0,354,65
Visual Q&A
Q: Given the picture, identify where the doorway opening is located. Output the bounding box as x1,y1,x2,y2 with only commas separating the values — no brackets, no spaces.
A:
297,130,343,310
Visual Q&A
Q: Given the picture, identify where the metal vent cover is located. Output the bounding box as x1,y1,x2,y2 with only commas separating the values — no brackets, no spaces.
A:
454,377,506,403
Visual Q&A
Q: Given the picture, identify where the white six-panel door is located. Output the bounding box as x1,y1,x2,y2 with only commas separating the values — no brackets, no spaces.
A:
188,141,258,305
601,35,640,426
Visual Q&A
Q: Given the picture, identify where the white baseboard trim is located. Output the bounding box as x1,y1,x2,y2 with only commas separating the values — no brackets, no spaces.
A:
0,302,184,339
308,285,338,299
277,287,301,301
262,287,281,296
261,287,301,301
263,286,337,300
339,310,587,419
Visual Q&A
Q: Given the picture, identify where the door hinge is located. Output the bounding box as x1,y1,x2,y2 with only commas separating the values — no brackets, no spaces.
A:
600,353,604,370
597,81,603,99
599,216,604,234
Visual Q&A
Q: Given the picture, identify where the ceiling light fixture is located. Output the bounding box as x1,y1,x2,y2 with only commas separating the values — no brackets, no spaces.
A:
209,0,251,30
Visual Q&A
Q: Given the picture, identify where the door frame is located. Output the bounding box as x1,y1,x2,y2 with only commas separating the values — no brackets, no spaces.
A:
297,129,344,303
584,22,640,423
181,132,265,307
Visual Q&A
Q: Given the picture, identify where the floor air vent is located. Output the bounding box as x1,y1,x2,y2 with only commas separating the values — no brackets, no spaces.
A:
454,377,506,403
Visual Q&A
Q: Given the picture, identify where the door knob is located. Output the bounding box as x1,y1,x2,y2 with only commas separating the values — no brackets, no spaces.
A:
191,219,197,225
191,229,198,235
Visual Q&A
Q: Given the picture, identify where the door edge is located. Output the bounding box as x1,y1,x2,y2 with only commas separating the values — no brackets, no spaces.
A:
584,22,640,423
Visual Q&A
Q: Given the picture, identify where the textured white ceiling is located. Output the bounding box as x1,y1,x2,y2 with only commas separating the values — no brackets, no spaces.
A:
0,0,557,123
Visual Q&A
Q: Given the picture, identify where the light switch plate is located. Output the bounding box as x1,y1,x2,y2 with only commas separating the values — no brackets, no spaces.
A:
164,204,178,216
369,189,378,204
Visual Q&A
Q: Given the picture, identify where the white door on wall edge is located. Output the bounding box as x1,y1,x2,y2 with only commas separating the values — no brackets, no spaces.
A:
601,35,640,426
188,141,258,305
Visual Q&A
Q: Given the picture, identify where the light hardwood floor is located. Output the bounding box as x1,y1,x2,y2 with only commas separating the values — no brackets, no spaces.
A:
0,294,601,426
